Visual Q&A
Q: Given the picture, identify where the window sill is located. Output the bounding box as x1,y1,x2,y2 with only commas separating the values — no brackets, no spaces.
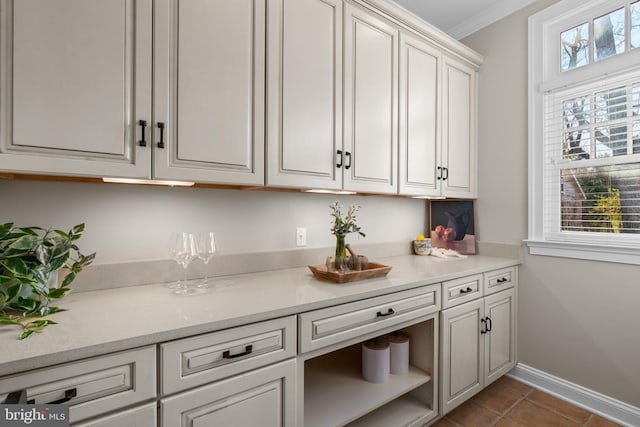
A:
524,240,640,265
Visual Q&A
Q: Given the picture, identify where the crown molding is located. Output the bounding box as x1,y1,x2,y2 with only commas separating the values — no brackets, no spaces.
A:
448,0,538,40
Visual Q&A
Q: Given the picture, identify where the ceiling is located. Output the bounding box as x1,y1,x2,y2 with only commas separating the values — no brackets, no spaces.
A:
393,0,537,40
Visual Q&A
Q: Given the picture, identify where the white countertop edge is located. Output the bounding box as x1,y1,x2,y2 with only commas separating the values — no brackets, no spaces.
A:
0,255,519,376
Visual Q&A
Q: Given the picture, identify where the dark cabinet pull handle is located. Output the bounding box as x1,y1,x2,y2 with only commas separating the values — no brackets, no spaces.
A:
138,120,147,147
223,344,253,359
497,277,508,283
437,166,442,180
345,152,352,170
336,150,343,168
376,308,395,317
485,316,492,332
27,388,77,405
157,122,165,148
4,390,27,404
443,167,449,180
459,287,473,294
480,318,487,334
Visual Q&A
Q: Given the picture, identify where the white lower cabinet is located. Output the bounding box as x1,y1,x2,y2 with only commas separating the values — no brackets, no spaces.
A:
0,346,156,424
73,403,157,427
440,287,516,414
160,359,296,427
299,284,441,427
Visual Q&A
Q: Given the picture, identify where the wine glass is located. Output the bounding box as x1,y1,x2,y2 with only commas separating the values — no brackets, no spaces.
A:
195,232,217,288
169,232,197,295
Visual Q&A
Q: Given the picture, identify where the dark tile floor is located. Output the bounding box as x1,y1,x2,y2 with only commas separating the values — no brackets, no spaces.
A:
431,376,622,427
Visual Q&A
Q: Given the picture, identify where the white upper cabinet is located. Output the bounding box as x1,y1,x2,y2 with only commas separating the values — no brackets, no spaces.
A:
153,0,264,185
266,0,342,190
398,31,441,197
343,3,398,194
442,56,477,198
0,0,152,178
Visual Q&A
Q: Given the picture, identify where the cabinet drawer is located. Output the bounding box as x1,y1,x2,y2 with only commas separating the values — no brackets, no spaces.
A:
74,402,157,427
161,315,296,395
161,358,296,427
484,267,516,295
299,284,440,353
0,346,156,424
442,274,483,309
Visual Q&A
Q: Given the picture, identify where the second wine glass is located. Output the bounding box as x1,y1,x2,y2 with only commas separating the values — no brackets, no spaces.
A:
170,232,197,295
195,232,217,288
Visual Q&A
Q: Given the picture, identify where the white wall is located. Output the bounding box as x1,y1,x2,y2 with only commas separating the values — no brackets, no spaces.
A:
463,0,640,408
0,179,426,264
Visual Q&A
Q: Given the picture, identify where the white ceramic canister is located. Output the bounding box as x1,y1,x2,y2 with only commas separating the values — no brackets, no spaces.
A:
362,338,390,383
388,332,410,375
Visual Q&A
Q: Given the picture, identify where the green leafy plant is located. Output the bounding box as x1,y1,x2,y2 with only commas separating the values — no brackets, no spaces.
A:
0,223,95,339
329,201,365,238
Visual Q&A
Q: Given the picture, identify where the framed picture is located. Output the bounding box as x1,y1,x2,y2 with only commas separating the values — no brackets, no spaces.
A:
429,200,476,254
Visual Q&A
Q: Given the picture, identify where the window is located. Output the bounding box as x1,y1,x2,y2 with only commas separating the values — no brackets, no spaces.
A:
529,0,640,264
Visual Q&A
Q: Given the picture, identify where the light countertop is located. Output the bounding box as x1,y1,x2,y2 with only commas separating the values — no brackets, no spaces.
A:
0,254,518,376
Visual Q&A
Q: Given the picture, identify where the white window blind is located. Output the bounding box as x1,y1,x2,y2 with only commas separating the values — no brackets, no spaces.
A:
543,70,640,246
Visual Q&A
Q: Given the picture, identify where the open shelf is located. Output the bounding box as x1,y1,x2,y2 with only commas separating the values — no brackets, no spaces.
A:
304,343,432,427
346,393,436,427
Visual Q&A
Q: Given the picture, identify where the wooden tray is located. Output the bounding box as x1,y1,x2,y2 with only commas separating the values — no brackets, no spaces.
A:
308,262,392,284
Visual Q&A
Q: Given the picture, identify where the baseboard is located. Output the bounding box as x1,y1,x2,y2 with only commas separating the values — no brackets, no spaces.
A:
508,364,640,427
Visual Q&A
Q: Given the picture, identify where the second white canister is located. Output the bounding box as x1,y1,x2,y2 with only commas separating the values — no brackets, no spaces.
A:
362,339,390,383
388,333,410,374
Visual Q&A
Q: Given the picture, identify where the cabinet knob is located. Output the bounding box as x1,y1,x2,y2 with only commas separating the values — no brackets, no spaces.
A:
138,120,147,147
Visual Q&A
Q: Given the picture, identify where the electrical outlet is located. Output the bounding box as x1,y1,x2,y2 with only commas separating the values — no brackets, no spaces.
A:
296,227,307,247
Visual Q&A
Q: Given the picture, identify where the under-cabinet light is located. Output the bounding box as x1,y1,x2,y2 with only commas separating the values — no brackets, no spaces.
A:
304,189,358,195
410,195,447,199
102,177,195,187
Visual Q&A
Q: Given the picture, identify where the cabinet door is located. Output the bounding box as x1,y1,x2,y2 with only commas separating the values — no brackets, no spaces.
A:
440,298,484,414
266,0,342,190
343,4,398,194
153,0,265,185
161,359,296,427
73,403,156,427
398,31,441,197
484,288,516,386
0,0,152,178
442,57,477,198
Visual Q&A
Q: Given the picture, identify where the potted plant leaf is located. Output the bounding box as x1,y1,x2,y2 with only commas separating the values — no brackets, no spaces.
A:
0,223,95,339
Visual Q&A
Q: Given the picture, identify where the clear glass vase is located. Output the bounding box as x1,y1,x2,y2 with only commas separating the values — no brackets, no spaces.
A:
335,234,348,271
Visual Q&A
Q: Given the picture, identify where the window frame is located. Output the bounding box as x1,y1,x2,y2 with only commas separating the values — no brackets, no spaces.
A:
528,0,640,264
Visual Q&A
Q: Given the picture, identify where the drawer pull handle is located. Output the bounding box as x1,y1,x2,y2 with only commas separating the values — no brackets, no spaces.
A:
27,388,77,405
138,119,148,147
376,308,395,318
497,277,508,283
4,390,27,404
336,150,343,168
459,287,473,294
345,151,352,170
485,316,492,332
157,122,165,148
222,345,253,359
480,318,487,334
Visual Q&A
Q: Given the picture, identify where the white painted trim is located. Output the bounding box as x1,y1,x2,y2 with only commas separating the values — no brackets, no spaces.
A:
448,0,538,40
508,364,640,427
525,240,640,265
